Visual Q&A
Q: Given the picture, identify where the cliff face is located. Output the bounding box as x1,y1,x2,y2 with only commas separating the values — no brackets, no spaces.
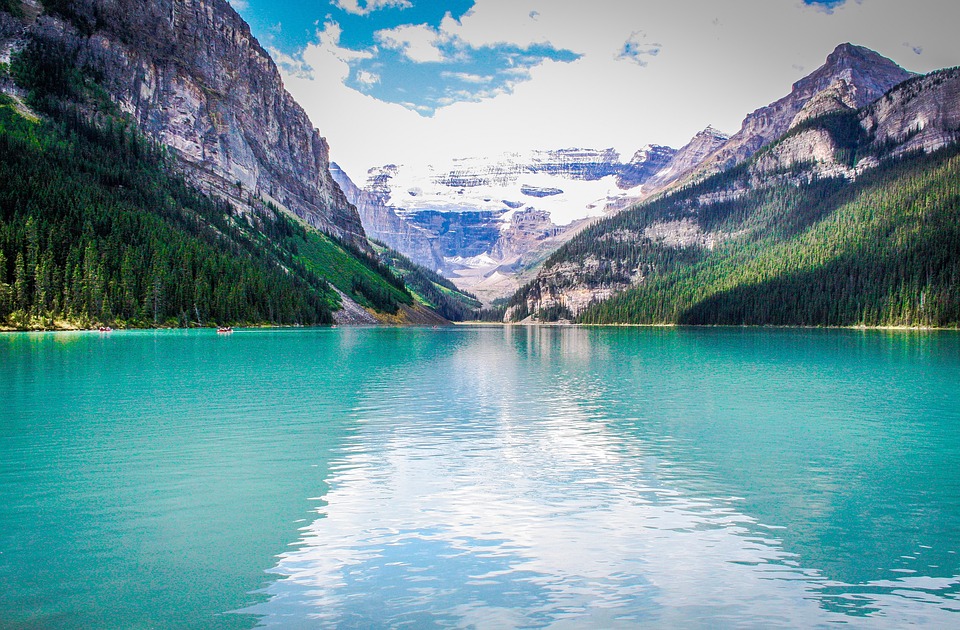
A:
694,43,915,177
33,0,365,242
862,68,960,157
330,162,445,271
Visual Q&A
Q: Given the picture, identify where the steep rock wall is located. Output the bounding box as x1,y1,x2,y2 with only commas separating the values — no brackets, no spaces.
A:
34,0,365,242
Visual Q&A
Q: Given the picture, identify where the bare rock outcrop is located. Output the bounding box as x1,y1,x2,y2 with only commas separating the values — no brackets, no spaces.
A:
862,68,960,157
330,162,445,270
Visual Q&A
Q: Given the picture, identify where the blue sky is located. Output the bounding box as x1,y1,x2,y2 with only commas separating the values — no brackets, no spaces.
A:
226,0,960,176
232,0,580,115
231,0,872,116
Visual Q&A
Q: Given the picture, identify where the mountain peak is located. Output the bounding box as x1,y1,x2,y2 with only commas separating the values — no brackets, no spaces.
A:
700,125,730,140
797,43,915,109
825,42,905,70
828,42,882,63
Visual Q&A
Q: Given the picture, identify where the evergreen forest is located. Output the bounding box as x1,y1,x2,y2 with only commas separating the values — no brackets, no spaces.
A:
0,37,418,329
511,135,960,327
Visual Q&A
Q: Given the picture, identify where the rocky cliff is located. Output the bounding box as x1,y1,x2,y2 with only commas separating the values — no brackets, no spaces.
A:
687,43,915,182
330,162,444,270
29,0,365,242
862,68,960,157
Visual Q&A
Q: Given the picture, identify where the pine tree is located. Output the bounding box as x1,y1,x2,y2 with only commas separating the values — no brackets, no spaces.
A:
13,252,27,312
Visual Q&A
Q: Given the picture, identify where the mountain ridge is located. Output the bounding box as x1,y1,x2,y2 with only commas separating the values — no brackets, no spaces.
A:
340,44,916,303
505,60,960,326
0,0,463,328
666,43,916,190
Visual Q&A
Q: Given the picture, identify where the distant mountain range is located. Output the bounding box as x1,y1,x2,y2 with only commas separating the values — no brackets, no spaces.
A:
331,147,682,302
337,44,921,305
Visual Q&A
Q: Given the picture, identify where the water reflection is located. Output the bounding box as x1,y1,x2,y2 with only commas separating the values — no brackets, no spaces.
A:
247,328,960,627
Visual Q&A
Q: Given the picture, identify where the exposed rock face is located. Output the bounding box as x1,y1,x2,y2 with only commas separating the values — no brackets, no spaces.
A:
790,78,858,128
405,210,504,259
330,162,444,271
616,144,677,189
32,0,365,242
520,184,564,198
862,68,960,157
643,126,730,191
751,127,840,175
491,208,564,261
754,67,960,178
695,43,915,177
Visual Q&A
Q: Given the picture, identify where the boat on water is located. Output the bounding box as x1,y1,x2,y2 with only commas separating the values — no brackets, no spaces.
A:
217,326,233,333
98,326,112,332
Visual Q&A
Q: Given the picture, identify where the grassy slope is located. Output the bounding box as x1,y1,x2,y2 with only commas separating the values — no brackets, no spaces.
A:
373,242,482,321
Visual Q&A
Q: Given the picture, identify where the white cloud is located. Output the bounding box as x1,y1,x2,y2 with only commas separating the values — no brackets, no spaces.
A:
440,71,492,84
227,0,248,11
277,0,960,180
332,0,412,16
356,70,380,87
375,23,446,63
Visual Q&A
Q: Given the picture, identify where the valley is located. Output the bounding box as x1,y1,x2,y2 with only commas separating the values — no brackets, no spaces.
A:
0,1,958,331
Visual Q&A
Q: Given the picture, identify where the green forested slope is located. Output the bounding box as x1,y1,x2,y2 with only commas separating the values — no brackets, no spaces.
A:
0,38,413,329
372,242,482,321
573,146,960,327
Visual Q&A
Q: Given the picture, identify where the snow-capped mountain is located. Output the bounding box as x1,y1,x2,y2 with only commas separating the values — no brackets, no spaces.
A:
376,147,674,226
335,147,676,302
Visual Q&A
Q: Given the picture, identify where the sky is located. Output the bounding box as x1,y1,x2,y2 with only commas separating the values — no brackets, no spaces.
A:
227,0,960,180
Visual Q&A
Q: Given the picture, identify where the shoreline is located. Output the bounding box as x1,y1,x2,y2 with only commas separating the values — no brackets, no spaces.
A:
3,321,958,334
456,321,959,332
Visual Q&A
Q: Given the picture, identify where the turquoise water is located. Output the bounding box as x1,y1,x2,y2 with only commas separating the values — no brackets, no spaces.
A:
2,327,959,628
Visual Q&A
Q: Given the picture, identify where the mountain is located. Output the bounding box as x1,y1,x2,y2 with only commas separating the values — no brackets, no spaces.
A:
343,45,914,305
506,60,960,327
0,0,451,328
28,0,364,243
616,145,679,189
338,147,676,302
330,162,445,272
651,43,916,194
641,126,730,192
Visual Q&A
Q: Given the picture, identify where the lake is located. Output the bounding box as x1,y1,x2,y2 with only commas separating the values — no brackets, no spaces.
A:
2,326,959,628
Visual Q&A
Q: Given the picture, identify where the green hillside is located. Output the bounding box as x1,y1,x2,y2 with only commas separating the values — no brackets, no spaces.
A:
372,241,482,321
0,39,412,329
512,138,960,328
